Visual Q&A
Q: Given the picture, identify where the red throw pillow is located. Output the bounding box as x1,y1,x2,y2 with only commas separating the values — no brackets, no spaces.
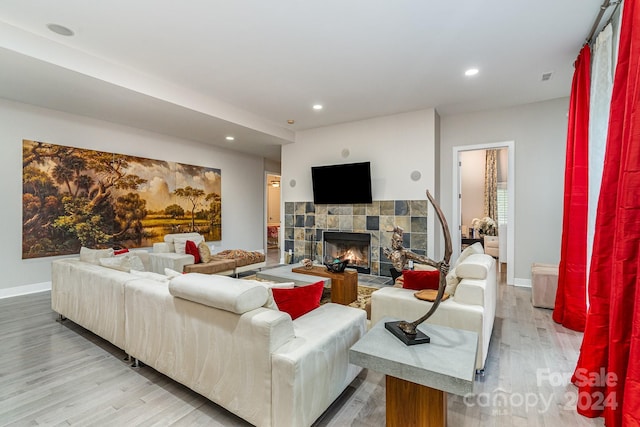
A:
185,240,201,263
114,248,129,255
271,281,324,320
402,269,441,291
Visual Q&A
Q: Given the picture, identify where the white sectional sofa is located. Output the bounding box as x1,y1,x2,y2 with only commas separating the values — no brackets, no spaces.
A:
370,243,497,370
51,252,366,427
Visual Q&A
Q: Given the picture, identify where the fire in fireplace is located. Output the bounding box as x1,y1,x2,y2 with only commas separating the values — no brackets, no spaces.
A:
323,231,371,274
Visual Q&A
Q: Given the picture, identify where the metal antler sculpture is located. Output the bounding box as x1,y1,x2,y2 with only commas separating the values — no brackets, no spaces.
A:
385,190,453,345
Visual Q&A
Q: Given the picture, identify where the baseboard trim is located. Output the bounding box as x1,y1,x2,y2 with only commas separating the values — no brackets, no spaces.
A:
0,281,51,299
513,278,532,288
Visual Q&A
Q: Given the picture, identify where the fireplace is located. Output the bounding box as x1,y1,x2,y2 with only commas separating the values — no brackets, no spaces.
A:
323,231,371,274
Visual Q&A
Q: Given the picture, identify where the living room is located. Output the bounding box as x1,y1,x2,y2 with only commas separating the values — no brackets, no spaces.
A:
1,1,637,426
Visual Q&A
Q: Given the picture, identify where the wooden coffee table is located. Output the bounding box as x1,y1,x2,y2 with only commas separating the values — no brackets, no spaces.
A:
291,265,358,305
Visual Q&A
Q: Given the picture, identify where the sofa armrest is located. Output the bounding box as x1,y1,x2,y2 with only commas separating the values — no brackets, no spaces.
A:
272,303,366,427
454,279,486,306
148,252,194,274
51,258,131,349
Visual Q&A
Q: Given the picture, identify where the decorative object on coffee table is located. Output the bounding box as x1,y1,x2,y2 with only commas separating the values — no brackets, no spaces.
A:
302,258,313,269
324,257,348,273
384,190,453,346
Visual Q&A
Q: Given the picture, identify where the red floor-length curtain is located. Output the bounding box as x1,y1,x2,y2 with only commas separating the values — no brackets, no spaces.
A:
574,1,640,425
553,44,590,332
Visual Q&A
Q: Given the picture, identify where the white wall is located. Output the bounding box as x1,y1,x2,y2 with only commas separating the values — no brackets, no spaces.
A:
282,109,439,257
460,148,509,227
283,109,438,202
460,149,486,226
2,99,266,295
440,97,569,284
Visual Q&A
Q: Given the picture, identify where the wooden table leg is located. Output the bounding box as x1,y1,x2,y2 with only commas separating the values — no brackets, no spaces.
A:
331,278,357,305
386,375,447,427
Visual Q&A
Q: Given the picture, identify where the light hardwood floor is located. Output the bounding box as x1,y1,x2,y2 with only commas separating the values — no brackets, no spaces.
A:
0,268,605,426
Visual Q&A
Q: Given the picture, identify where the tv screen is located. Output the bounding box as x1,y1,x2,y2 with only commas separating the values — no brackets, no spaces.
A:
311,161,373,204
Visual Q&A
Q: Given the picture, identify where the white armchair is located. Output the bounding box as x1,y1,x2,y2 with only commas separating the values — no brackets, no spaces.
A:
483,235,499,258
483,224,506,270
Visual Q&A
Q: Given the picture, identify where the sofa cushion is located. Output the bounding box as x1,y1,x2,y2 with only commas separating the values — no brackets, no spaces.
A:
160,232,202,253
402,269,440,290
128,249,151,271
444,243,485,296
174,235,205,254
198,241,212,263
79,247,114,264
455,242,484,267
445,268,460,295
456,253,493,280
272,281,324,320
163,232,202,243
168,273,268,314
164,268,183,278
152,242,171,253
185,240,201,263
244,279,295,310
99,253,145,272
393,264,438,287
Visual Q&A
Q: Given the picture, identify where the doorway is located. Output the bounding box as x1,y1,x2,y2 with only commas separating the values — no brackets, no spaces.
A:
452,141,515,285
266,173,281,265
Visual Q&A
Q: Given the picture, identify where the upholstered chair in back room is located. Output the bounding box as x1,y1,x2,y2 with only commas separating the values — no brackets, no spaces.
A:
483,236,499,259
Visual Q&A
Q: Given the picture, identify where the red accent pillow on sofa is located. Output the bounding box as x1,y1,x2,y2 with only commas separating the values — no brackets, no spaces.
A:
402,269,440,290
271,281,324,320
185,240,201,263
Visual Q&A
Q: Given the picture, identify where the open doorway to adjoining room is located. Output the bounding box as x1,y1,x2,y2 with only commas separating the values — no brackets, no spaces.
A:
452,141,515,285
265,173,281,266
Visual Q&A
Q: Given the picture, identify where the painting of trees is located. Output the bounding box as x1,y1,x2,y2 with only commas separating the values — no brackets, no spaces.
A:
174,186,205,232
164,204,185,219
22,140,222,259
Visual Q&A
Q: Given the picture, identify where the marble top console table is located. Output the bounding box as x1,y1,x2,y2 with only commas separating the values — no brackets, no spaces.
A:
349,318,478,426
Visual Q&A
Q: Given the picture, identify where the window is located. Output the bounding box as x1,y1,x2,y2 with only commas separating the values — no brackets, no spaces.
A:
497,182,508,225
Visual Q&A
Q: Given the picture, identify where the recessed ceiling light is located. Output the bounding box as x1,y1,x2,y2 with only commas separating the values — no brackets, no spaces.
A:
312,104,323,110
464,68,479,77
225,136,235,141
287,119,295,125
47,23,74,36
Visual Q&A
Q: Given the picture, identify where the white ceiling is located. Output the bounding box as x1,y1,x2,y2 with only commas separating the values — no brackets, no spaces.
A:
0,1,610,162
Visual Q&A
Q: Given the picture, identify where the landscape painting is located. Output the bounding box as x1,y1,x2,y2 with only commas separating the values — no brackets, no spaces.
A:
22,140,222,259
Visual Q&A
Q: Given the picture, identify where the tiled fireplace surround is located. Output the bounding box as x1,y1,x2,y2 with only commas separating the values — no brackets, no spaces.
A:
284,200,429,277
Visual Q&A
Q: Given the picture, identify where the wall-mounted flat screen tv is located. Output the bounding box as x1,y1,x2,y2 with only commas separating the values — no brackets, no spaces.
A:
311,161,373,204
